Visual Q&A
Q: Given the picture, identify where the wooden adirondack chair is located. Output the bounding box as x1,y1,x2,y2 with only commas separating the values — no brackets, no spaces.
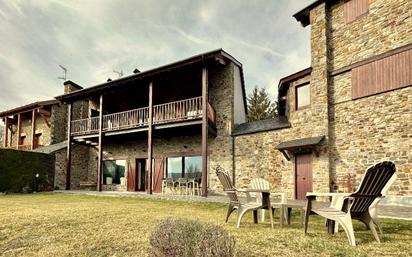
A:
249,178,286,222
216,166,263,228
369,172,397,234
304,161,396,246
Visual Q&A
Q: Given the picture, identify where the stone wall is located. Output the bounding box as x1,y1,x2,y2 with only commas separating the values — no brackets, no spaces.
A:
330,0,412,70
235,0,412,199
50,103,68,144
330,73,412,195
326,0,412,196
234,65,330,198
208,62,235,193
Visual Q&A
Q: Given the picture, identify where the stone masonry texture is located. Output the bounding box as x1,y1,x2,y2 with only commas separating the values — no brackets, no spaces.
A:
235,0,411,199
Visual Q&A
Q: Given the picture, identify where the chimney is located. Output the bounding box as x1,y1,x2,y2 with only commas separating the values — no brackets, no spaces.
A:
63,80,83,94
133,68,141,74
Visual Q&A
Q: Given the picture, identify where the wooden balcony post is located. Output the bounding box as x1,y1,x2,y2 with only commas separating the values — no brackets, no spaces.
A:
147,82,153,194
97,95,104,192
201,67,208,197
16,113,21,150
3,117,8,148
66,103,72,190
31,109,36,150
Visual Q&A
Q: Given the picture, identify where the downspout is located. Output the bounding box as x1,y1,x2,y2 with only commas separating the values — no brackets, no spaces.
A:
232,135,236,186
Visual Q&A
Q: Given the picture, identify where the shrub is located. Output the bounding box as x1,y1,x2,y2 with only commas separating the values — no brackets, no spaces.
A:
150,218,236,257
0,148,54,193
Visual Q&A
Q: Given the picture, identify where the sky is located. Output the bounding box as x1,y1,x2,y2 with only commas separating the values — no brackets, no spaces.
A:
0,0,312,114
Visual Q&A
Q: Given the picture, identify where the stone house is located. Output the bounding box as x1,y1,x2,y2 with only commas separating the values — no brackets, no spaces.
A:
54,49,247,195
233,0,411,204
0,0,410,204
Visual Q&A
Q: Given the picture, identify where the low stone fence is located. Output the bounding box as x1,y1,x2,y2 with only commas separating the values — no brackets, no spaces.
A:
0,148,55,192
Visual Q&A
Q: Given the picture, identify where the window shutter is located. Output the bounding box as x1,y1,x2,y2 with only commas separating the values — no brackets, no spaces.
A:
352,49,412,99
344,0,369,23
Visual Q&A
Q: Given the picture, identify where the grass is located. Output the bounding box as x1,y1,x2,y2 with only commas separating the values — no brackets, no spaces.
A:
0,193,411,257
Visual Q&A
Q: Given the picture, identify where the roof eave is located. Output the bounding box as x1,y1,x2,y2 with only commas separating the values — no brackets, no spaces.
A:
0,99,60,117
55,49,242,103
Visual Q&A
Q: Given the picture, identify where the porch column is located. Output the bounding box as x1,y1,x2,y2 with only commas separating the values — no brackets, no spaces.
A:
31,109,36,150
16,113,21,150
66,103,72,190
97,95,104,192
3,117,8,148
147,82,153,194
201,67,208,197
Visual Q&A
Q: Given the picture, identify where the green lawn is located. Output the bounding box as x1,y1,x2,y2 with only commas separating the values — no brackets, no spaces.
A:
0,193,411,257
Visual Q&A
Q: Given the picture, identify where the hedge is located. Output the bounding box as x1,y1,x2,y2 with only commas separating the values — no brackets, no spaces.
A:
0,148,55,192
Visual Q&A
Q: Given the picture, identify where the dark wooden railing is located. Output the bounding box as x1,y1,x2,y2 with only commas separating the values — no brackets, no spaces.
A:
153,96,202,124
70,97,216,136
103,107,149,131
71,117,99,135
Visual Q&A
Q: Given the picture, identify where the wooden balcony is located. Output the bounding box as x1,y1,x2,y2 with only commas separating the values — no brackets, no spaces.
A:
70,97,216,136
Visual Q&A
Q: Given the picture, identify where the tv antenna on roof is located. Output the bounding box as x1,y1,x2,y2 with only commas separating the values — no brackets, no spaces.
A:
58,65,67,81
113,69,123,78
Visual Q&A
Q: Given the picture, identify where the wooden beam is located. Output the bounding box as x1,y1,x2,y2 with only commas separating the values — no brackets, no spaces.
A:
66,103,72,190
38,108,51,117
97,95,104,192
16,113,21,150
4,117,8,148
201,67,208,197
280,150,290,161
39,113,51,128
31,109,36,150
147,82,153,194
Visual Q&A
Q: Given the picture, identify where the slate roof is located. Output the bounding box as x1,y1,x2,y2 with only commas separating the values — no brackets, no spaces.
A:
276,136,325,150
32,141,67,154
232,117,291,136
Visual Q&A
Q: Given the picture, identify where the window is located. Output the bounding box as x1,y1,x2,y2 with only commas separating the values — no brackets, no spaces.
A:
344,0,369,23
184,156,202,179
167,157,183,179
166,156,202,180
103,160,126,185
295,83,310,110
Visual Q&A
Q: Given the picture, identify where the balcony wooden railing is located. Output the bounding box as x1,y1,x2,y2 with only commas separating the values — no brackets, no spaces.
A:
103,107,149,131
71,117,99,135
153,96,202,124
70,97,216,136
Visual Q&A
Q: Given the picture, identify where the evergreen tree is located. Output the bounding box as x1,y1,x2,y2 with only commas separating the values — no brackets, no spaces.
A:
247,86,277,122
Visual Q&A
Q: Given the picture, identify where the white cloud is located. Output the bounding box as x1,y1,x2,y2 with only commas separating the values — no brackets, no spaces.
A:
0,0,313,114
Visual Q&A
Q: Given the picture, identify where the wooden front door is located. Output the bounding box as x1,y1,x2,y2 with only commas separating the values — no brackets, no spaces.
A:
153,159,164,193
127,160,137,192
295,153,313,200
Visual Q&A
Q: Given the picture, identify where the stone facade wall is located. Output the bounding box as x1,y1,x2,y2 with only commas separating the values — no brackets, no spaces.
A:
235,66,330,198
54,149,66,189
50,103,68,144
330,73,412,195
208,63,235,193
327,0,412,196
330,0,412,70
235,0,412,199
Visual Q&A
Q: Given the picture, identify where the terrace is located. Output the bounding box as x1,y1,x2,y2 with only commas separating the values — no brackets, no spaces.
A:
70,96,216,137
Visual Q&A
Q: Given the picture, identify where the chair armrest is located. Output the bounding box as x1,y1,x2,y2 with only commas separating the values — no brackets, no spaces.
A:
306,192,350,197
